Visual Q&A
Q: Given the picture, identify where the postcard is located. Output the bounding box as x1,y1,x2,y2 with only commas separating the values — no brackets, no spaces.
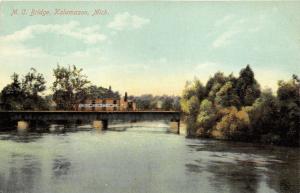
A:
0,1,299,193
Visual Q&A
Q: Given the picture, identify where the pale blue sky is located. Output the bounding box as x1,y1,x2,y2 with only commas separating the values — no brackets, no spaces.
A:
0,1,299,95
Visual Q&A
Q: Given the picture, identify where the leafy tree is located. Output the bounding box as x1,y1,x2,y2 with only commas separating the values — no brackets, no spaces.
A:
206,72,228,101
22,68,46,97
236,65,260,106
215,107,251,140
134,94,154,110
86,85,120,99
215,81,240,107
247,89,280,143
171,96,181,111
133,95,180,111
22,68,48,110
1,69,48,110
196,99,216,136
1,73,24,110
181,65,299,146
182,79,206,103
160,96,172,110
181,95,200,136
52,65,90,110
276,75,300,146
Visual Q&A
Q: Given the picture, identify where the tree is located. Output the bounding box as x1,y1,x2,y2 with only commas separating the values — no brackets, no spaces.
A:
22,68,46,97
182,79,206,103
215,81,240,108
1,73,24,110
276,75,300,146
134,94,154,110
86,85,120,99
215,107,251,140
1,69,48,110
206,72,228,101
52,65,90,110
196,99,217,136
180,65,299,146
22,68,48,110
181,95,200,136
236,65,260,106
247,89,280,144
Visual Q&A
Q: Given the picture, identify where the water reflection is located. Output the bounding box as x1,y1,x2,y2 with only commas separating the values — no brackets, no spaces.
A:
0,154,41,193
0,122,299,193
0,132,43,143
186,140,300,193
52,156,71,177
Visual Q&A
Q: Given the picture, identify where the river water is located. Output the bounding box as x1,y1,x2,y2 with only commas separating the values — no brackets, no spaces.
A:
0,122,299,193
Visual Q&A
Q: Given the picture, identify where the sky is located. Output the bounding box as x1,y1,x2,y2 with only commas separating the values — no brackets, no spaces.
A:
0,1,299,96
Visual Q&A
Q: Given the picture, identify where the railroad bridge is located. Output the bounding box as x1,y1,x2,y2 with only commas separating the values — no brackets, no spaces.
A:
0,111,181,133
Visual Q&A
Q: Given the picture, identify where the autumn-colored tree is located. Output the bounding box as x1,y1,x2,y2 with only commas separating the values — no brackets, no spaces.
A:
181,65,299,146
215,107,251,140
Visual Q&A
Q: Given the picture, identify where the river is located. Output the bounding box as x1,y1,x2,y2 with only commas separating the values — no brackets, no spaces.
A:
0,121,299,193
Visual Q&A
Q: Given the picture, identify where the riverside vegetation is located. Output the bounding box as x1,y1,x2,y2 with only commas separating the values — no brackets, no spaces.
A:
0,64,299,147
180,65,299,147
0,65,180,111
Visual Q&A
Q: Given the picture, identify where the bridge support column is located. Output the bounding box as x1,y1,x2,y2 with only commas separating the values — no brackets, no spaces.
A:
92,120,108,130
17,121,29,131
170,120,180,134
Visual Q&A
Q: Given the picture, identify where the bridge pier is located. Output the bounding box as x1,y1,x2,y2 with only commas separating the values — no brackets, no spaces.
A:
170,120,180,134
92,120,108,130
17,120,29,131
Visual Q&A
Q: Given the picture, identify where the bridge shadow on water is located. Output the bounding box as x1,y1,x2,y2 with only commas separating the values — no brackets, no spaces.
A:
0,120,177,137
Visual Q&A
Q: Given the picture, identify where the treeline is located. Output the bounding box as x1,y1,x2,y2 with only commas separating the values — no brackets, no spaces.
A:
0,65,120,111
129,94,181,111
181,65,300,146
0,65,180,111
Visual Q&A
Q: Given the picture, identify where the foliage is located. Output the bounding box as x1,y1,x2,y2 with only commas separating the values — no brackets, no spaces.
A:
247,89,280,143
215,81,240,108
134,94,180,111
276,75,300,146
181,81,203,135
236,65,261,106
86,85,120,99
22,68,46,96
182,65,299,146
52,65,90,110
0,69,48,110
206,72,228,101
196,99,216,137
215,107,250,140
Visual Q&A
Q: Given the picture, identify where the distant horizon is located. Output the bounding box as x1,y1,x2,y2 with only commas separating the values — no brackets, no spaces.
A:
1,64,296,97
1,1,299,95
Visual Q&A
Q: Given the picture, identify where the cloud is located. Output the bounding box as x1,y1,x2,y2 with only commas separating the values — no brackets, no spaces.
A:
0,21,106,44
108,12,150,31
211,14,266,49
211,17,248,49
196,62,217,69
212,28,241,48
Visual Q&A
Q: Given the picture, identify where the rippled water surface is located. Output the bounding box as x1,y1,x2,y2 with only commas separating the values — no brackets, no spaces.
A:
0,122,299,193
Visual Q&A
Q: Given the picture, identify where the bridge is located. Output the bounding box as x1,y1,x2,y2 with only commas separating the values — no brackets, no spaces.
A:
0,111,181,133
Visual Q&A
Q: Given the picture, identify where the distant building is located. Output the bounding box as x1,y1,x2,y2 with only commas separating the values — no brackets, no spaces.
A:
76,92,136,111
